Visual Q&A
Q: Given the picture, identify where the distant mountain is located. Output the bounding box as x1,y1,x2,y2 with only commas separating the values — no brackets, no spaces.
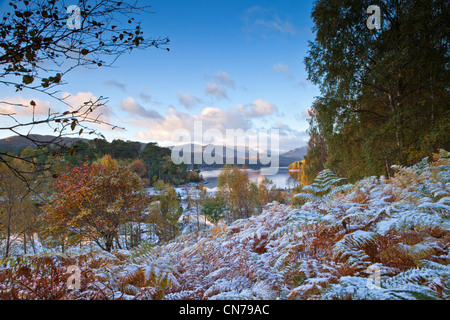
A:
0,134,89,152
168,143,308,168
0,134,308,168
279,146,308,160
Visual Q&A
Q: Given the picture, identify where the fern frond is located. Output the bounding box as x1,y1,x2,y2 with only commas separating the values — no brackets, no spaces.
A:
117,264,146,287
303,169,346,193
293,169,351,205
408,239,441,261
418,202,450,217
321,259,450,300
326,184,355,199
131,241,155,263
141,257,180,289
344,230,379,248
293,192,322,203
332,230,378,271
375,204,446,234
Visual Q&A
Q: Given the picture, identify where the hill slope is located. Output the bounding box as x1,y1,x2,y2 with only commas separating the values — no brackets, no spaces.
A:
0,135,306,167
279,146,308,161
0,134,88,151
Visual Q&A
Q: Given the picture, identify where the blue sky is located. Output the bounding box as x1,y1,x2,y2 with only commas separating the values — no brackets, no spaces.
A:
0,0,319,152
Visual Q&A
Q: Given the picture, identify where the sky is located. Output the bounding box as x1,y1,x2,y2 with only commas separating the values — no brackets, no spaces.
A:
0,0,320,152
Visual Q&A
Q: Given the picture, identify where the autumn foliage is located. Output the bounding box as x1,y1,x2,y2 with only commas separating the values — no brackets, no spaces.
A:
1,151,448,300
43,155,150,252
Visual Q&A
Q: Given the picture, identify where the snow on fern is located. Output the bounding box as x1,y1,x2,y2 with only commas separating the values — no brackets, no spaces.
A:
0,150,449,300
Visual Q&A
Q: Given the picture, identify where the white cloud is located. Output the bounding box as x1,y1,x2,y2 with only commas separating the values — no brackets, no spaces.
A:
0,96,53,118
241,6,298,39
131,96,282,149
103,79,127,92
134,104,253,145
121,96,162,119
254,16,297,35
132,103,306,152
203,71,236,101
278,130,309,152
274,120,292,132
63,91,98,108
200,107,227,123
234,99,278,118
212,71,235,88
135,107,195,142
178,91,202,109
200,106,250,131
251,99,278,117
205,82,228,100
62,91,114,129
138,87,162,106
272,120,308,151
272,63,294,79
294,107,312,121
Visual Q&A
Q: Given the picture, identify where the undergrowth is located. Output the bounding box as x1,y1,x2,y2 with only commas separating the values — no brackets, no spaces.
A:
1,150,449,300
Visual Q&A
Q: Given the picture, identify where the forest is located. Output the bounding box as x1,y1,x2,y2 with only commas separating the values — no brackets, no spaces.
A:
0,138,202,187
0,0,449,301
301,0,449,185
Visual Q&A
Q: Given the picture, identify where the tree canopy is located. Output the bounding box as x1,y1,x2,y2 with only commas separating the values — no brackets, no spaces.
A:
43,155,149,252
304,0,449,182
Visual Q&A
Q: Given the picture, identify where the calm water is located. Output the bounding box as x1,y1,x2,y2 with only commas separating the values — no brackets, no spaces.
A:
200,167,298,191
